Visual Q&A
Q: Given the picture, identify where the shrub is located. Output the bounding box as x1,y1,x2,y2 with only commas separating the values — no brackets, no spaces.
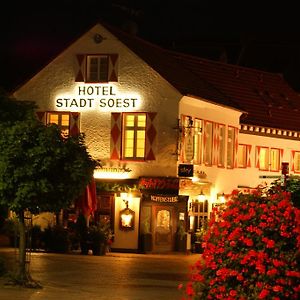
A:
181,187,300,299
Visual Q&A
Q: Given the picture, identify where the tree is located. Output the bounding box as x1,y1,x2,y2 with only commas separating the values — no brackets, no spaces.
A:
0,90,98,286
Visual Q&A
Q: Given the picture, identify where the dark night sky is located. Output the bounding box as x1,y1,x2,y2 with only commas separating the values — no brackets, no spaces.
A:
2,0,300,92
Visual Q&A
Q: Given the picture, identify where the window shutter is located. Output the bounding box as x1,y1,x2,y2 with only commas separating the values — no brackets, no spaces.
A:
110,113,122,160
247,145,252,167
108,54,119,82
75,54,86,82
36,111,46,124
212,123,219,165
256,146,261,168
70,112,80,136
145,112,157,160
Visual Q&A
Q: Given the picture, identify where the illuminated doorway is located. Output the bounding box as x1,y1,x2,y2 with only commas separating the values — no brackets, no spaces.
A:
152,206,175,252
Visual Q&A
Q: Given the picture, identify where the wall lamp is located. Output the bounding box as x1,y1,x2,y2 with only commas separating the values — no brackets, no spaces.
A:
217,193,226,203
197,190,206,202
119,192,135,231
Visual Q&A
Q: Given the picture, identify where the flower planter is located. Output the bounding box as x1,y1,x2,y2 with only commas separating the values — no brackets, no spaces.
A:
92,243,106,256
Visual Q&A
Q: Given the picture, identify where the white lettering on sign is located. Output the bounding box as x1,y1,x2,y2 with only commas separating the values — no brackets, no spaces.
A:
150,195,178,203
55,84,141,111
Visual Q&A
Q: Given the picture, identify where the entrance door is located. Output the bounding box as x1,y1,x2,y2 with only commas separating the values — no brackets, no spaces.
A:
152,206,175,252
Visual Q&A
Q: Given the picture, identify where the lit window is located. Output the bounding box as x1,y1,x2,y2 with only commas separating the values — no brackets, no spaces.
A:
270,148,280,171
237,144,247,168
259,147,269,170
123,113,146,160
294,151,300,172
47,112,70,137
218,124,225,167
203,121,213,165
86,55,109,82
227,126,235,168
193,119,203,164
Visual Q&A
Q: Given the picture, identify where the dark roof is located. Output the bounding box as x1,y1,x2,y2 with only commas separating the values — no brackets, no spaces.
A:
170,52,300,130
105,23,300,131
8,21,300,132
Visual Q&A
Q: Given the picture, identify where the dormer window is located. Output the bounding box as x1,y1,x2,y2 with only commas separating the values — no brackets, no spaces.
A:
86,55,109,82
75,53,119,83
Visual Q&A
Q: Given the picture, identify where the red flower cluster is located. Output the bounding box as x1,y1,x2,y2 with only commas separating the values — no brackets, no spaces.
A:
180,187,300,299
138,177,179,190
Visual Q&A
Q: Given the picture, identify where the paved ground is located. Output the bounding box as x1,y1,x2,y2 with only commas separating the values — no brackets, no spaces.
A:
0,247,200,300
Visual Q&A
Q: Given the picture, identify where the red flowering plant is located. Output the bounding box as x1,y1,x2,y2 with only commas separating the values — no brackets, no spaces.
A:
181,186,300,299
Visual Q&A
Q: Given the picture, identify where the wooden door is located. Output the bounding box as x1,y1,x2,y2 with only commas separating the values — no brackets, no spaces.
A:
152,205,175,252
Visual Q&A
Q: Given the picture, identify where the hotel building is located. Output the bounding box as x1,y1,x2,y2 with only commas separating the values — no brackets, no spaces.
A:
12,22,300,253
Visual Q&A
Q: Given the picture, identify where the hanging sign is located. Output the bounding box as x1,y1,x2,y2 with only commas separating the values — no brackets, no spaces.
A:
184,134,194,161
178,164,194,177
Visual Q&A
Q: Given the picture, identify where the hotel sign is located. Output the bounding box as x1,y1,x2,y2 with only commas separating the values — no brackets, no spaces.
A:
55,84,140,110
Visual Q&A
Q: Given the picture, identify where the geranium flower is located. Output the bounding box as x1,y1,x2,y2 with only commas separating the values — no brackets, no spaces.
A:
180,186,300,300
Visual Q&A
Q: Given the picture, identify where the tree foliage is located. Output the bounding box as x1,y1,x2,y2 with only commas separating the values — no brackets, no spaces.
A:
0,90,98,286
0,91,98,214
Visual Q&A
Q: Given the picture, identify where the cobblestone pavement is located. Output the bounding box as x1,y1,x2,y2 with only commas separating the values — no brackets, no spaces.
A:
0,248,200,300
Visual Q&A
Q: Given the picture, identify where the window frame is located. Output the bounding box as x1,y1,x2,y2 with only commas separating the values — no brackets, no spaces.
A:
122,112,147,161
86,54,109,83
218,123,226,168
237,144,248,168
270,148,280,172
226,126,235,169
47,112,70,137
258,146,269,171
203,120,213,166
294,151,300,173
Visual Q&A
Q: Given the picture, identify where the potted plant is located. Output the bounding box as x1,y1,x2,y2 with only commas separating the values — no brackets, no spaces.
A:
89,225,107,255
193,219,208,253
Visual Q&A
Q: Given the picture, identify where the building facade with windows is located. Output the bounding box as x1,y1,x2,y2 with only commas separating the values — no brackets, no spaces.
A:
12,22,300,253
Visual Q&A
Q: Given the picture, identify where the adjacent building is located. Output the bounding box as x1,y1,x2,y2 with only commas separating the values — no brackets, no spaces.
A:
12,22,300,253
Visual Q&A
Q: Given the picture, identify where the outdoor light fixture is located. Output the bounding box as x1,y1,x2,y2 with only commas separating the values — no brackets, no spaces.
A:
217,193,226,203
93,33,103,43
119,193,135,231
197,191,206,202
